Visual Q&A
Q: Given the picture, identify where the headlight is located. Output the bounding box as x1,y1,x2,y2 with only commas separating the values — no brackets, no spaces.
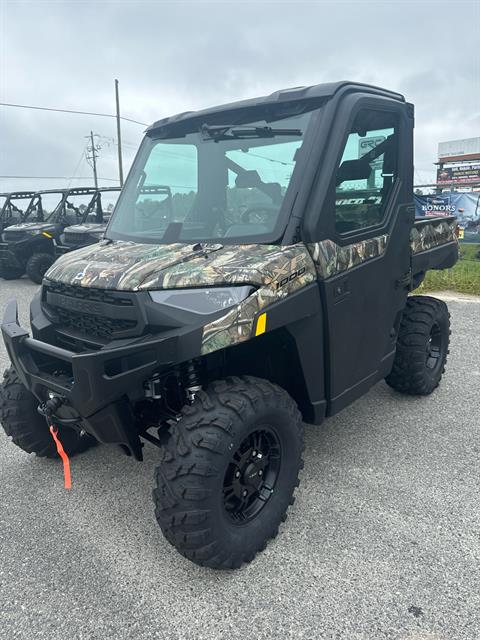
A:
149,286,254,315
26,229,42,236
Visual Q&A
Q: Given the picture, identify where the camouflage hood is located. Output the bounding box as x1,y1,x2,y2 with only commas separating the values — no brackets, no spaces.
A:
64,223,106,235
45,239,317,291
5,222,56,234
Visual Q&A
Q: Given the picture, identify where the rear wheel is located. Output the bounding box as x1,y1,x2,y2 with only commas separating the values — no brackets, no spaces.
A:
26,253,54,284
0,367,96,457
153,376,304,569
0,265,24,280
386,295,450,395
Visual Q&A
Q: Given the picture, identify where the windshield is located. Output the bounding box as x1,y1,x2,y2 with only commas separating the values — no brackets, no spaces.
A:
5,196,38,222
40,192,65,221
45,191,97,224
107,108,320,244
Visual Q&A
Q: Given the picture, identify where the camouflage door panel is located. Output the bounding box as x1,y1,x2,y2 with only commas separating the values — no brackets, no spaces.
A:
306,235,388,279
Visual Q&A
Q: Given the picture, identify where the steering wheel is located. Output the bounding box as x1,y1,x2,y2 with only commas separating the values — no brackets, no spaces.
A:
241,204,279,225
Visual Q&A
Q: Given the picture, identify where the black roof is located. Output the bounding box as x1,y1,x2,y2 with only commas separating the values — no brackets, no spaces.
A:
0,187,121,201
34,187,97,196
147,81,405,134
1,191,38,199
32,186,121,196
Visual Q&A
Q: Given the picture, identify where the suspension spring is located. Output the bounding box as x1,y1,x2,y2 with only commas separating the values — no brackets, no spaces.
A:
183,359,202,404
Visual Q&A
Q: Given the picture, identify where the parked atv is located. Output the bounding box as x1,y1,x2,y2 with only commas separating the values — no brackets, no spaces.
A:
0,191,43,279
0,187,102,284
0,191,39,233
54,187,122,257
54,186,171,258
0,82,458,569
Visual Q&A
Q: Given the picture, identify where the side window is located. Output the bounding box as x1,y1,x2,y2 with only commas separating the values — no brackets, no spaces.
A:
335,110,398,234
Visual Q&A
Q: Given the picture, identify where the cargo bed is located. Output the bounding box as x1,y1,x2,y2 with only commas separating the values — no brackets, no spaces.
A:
410,215,458,277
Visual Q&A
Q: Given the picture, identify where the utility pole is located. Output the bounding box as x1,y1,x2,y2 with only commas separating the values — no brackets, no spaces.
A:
115,79,124,187
85,131,99,188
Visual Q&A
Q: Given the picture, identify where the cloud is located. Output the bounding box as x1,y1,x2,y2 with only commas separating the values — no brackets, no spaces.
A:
1,0,479,192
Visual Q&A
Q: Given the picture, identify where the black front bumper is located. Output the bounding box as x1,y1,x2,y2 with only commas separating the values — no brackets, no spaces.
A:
1,300,202,458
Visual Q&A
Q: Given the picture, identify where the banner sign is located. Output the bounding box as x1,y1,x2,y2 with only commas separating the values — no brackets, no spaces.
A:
414,192,480,221
436,164,480,185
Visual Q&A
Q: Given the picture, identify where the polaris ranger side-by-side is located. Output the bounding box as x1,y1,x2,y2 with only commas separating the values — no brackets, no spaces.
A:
0,190,46,259
0,82,458,569
54,187,122,258
53,186,173,258
0,191,41,236
0,187,111,284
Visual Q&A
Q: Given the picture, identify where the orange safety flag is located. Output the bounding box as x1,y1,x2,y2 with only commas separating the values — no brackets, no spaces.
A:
49,426,72,489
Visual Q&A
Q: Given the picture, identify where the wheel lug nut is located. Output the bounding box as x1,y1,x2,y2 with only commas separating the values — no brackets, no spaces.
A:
243,489,248,497
235,470,241,478
252,450,257,457
258,470,263,476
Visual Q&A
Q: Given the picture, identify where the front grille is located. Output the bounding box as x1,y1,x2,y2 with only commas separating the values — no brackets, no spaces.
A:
64,232,91,245
4,231,26,242
45,281,134,306
43,281,141,341
54,307,137,339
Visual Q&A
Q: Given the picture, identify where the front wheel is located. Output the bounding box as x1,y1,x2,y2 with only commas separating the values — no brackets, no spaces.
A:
0,265,24,280
153,376,304,569
26,253,54,284
386,295,450,395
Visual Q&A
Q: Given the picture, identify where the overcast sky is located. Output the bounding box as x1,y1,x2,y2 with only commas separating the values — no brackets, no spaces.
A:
1,0,479,194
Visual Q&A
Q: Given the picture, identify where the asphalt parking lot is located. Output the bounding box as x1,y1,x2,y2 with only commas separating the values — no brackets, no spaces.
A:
0,279,478,640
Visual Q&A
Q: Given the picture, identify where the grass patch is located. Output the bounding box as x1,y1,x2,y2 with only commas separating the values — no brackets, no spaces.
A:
418,243,480,295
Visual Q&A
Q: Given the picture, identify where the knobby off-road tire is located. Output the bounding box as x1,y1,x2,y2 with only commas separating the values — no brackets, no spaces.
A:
0,265,24,280
26,253,54,284
0,367,96,458
386,295,450,395
153,376,304,569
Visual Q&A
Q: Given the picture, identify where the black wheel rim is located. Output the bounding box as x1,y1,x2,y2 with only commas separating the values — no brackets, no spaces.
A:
426,322,443,371
223,427,281,524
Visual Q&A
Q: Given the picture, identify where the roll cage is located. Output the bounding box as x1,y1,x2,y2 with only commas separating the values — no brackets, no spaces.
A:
0,191,39,225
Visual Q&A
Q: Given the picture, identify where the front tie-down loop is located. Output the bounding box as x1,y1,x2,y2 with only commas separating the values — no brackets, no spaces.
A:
49,425,72,490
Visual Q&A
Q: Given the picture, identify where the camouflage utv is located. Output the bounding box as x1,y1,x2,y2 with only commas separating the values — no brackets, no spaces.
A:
0,82,458,569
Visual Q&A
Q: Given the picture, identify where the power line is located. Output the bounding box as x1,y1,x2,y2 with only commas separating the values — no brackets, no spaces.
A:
67,149,87,188
0,175,120,182
0,101,147,126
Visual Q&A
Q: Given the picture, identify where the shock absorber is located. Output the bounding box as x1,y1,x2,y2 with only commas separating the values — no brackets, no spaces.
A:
183,359,202,404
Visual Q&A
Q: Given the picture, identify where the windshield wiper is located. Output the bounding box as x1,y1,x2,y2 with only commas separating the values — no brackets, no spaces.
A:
200,123,302,142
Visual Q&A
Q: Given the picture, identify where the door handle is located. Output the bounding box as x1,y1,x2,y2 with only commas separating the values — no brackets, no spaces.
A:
333,277,350,301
